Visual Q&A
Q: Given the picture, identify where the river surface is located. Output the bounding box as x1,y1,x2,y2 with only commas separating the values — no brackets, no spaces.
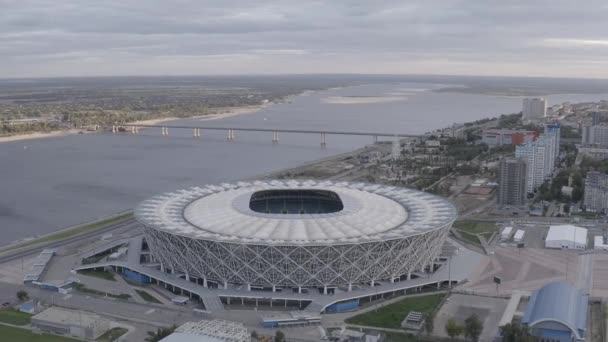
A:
1,82,607,245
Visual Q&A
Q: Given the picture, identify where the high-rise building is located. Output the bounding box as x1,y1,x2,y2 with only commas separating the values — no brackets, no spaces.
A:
516,135,556,193
584,172,608,213
497,158,527,207
581,124,608,146
544,123,560,160
522,98,547,121
592,112,601,125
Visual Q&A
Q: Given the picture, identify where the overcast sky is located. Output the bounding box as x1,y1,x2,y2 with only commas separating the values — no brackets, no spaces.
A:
2,0,608,79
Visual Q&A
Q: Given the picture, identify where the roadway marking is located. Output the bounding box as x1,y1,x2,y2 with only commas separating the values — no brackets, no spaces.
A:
145,309,155,315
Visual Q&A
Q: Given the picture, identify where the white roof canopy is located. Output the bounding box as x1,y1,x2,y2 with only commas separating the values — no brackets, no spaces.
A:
135,180,457,245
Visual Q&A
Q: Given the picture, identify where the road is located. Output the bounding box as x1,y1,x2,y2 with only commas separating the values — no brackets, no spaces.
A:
0,218,137,265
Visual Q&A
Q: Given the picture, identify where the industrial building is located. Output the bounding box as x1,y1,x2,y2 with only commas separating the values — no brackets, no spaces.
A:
497,158,527,207
513,229,525,243
500,226,513,241
594,235,608,250
160,319,249,342
522,282,588,341
584,171,608,213
135,180,456,293
522,98,547,121
545,225,587,250
481,129,538,146
31,307,111,340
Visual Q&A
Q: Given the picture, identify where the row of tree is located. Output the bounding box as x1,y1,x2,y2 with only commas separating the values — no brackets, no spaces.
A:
444,314,483,341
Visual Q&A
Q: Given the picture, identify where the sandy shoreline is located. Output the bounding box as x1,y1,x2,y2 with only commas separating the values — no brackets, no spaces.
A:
322,96,406,104
0,130,83,144
196,104,269,121
0,104,270,143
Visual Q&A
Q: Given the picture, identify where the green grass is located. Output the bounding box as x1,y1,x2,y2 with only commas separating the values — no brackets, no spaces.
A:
135,290,162,304
95,327,128,342
573,212,599,219
381,331,418,342
77,269,116,281
1,212,133,253
0,324,78,341
452,220,497,246
0,309,32,326
345,294,446,329
73,284,130,300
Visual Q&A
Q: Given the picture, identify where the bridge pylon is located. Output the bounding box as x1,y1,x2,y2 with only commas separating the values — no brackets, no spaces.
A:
227,129,235,141
272,131,279,143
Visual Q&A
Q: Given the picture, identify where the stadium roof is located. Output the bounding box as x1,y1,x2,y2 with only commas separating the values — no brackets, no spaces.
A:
522,282,588,340
135,180,457,245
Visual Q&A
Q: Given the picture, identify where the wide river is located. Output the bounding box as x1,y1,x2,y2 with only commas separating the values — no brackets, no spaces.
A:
1,82,607,245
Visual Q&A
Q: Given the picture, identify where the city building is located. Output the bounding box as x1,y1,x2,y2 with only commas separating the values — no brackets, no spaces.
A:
497,158,527,207
522,282,588,341
522,98,547,121
584,171,608,213
544,123,561,159
581,124,608,146
135,180,456,293
31,307,111,340
577,145,608,160
516,135,556,193
425,139,440,147
160,319,249,342
481,129,538,146
545,225,588,250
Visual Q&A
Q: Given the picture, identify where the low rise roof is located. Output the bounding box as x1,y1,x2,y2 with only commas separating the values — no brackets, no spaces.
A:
522,282,588,340
546,225,587,245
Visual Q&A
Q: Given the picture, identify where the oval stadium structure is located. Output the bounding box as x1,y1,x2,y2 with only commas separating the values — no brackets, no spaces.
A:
135,180,457,293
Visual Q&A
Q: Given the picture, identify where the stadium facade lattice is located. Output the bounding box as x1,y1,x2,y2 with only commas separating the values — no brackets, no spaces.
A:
135,180,457,293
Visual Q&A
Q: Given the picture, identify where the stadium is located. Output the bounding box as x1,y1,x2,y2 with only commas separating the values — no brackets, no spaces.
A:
135,180,457,294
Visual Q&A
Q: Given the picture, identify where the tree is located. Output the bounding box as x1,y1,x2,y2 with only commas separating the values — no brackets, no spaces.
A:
424,314,434,336
464,314,483,341
275,330,285,342
445,319,463,341
16,290,28,302
251,330,259,339
500,323,533,342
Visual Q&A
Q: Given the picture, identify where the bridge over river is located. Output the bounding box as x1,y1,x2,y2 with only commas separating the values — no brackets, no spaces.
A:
114,124,430,146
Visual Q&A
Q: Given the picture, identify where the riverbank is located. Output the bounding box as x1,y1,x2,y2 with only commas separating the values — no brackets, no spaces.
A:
197,104,270,121
129,105,270,125
0,129,83,144
0,103,272,144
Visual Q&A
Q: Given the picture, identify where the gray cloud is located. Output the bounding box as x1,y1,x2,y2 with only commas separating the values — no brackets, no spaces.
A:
1,0,608,78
